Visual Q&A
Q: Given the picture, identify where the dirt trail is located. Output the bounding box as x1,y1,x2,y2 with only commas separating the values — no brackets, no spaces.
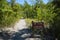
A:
14,19,28,32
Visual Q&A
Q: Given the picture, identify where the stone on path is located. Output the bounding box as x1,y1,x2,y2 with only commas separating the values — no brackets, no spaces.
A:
25,38,42,40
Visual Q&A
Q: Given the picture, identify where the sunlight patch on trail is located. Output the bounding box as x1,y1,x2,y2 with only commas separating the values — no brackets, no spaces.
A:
14,19,28,32
3,19,28,32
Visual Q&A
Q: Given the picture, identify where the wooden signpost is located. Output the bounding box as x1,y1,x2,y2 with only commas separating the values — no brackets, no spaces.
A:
32,21,44,29
31,21,44,38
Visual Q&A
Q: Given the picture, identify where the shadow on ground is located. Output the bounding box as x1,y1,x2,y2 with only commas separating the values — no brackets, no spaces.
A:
0,28,55,40
11,28,32,40
0,28,32,40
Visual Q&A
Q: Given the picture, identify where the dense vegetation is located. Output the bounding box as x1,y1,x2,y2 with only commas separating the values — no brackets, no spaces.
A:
51,0,60,39
0,0,56,27
0,0,57,29
0,0,23,27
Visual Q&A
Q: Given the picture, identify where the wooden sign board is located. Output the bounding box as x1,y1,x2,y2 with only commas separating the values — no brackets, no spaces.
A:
32,21,44,29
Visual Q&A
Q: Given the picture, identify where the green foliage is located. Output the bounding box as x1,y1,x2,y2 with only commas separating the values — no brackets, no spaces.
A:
35,0,57,25
44,4,57,23
23,1,37,19
36,7,42,21
0,0,23,28
23,0,57,27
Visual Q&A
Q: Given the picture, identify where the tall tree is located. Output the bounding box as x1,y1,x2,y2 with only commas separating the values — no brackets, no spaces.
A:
51,0,60,39
23,1,36,18
10,0,15,7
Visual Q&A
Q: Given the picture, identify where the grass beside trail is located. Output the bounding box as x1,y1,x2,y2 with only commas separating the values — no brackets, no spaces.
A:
25,18,37,27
